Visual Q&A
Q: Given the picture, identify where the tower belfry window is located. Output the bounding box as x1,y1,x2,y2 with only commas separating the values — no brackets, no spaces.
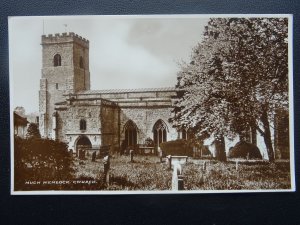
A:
80,119,86,131
53,54,61,67
79,56,84,69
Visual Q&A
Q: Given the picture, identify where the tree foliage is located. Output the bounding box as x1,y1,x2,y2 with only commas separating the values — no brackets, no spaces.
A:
171,18,288,162
26,122,41,139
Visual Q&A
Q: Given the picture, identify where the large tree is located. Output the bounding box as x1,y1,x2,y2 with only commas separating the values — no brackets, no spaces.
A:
171,18,288,162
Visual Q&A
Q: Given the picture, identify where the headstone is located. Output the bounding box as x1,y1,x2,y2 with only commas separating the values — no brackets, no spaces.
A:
129,149,134,162
91,151,96,162
158,147,163,163
199,172,204,185
103,155,110,185
79,149,85,160
203,161,206,171
236,160,239,171
166,155,172,170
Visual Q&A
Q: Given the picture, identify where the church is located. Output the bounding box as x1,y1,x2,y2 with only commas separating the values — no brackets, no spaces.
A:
38,32,289,159
39,32,179,155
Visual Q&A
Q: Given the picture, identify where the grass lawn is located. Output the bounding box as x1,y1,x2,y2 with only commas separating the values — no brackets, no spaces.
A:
72,155,291,191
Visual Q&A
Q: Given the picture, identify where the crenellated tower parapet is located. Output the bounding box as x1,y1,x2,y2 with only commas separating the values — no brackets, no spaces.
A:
41,32,89,48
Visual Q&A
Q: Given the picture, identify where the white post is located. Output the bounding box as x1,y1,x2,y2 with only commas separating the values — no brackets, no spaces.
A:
236,160,239,171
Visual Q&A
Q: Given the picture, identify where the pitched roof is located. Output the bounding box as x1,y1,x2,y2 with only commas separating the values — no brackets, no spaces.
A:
14,112,28,126
77,87,177,95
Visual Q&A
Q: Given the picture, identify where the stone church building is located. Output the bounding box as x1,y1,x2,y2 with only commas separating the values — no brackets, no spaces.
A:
39,32,179,155
38,32,289,159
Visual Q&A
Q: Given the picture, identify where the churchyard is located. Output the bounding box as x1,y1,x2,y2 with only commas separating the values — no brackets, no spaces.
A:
72,154,291,191
14,135,291,191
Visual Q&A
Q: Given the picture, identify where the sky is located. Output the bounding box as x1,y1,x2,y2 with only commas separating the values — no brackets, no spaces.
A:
9,15,209,113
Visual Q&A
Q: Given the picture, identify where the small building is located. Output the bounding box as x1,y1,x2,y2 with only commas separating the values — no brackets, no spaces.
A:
14,112,28,138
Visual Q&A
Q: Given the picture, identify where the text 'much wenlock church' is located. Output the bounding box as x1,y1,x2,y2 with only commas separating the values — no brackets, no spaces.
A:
39,32,179,156
39,32,289,159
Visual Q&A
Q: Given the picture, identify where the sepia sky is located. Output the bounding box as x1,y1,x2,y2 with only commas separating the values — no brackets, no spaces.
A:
9,15,208,113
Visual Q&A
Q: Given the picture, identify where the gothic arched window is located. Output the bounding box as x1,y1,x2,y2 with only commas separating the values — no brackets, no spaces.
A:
53,54,61,67
153,119,168,147
79,56,84,69
80,119,86,131
124,120,138,147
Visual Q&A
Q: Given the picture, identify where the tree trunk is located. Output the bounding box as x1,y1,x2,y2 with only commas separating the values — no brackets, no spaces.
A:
261,110,275,162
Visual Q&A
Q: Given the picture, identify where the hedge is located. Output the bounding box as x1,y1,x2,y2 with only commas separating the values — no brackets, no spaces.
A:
228,141,262,159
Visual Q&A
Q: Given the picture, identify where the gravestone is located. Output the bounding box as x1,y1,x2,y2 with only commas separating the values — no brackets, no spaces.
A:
129,149,134,162
91,151,96,162
203,161,206,171
79,149,85,160
158,147,163,163
166,155,172,169
103,155,110,185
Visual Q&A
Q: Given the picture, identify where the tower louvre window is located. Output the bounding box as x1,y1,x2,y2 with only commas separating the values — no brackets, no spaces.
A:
79,56,84,69
53,54,61,67
80,119,86,131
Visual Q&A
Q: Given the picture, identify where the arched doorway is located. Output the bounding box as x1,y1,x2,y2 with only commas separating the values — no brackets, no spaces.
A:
123,120,138,149
153,119,168,149
76,136,92,158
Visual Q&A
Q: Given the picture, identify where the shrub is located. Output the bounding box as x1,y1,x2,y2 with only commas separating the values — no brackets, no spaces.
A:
14,136,73,190
228,141,262,159
160,139,193,156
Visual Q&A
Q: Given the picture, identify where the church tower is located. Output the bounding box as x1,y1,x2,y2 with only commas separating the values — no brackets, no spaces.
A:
39,32,90,138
